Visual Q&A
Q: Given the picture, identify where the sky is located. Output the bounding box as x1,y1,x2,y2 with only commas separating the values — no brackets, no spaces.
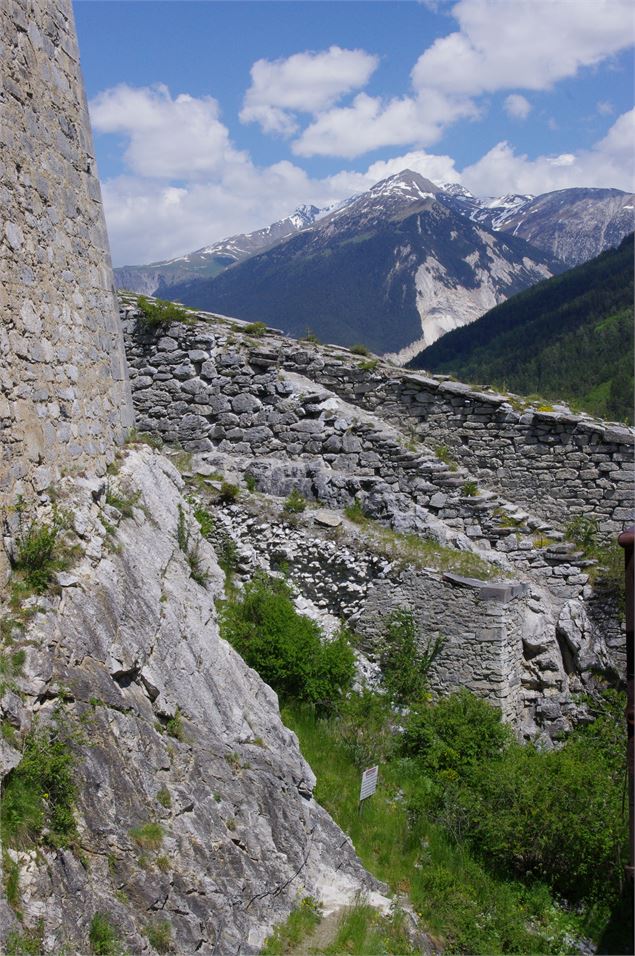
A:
73,0,635,266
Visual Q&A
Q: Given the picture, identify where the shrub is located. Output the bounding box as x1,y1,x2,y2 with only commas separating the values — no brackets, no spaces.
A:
244,321,268,337
461,480,479,497
402,690,512,775
350,343,370,356
136,296,190,327
244,473,257,492
1,713,78,850
379,609,444,706
335,688,395,768
146,919,172,953
12,511,68,593
219,574,354,709
218,481,239,504
359,358,379,372
282,489,306,515
89,913,121,955
166,709,184,741
217,534,239,579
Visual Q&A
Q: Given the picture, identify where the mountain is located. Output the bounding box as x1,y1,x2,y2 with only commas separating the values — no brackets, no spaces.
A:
114,204,324,295
409,233,634,424
442,186,634,266
167,170,561,362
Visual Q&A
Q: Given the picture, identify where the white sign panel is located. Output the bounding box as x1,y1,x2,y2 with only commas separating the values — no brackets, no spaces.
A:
359,765,379,801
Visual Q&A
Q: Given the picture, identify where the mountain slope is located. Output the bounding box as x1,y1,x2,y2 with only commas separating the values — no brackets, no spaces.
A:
114,205,324,296
168,171,560,361
442,187,634,266
410,233,634,423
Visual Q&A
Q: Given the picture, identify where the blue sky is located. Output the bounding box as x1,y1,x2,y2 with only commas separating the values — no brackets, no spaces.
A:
73,1,634,265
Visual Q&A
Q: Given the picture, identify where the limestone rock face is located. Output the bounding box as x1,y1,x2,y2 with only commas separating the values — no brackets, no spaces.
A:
0,448,383,954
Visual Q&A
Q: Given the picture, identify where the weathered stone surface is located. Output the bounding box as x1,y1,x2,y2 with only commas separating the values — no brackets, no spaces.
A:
0,450,384,953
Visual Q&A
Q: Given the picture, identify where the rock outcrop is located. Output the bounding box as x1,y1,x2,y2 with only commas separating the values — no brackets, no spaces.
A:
0,449,384,953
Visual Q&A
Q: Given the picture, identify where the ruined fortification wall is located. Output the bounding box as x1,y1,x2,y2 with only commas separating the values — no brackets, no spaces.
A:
0,0,133,513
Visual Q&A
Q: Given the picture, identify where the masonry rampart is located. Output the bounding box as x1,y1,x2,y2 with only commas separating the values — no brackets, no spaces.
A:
0,0,133,522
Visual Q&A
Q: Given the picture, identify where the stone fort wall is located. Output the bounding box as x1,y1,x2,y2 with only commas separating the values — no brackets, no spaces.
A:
0,0,133,526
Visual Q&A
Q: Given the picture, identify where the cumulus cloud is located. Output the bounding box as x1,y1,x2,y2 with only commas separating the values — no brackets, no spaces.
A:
240,46,379,135
504,94,532,120
289,0,632,159
90,84,248,179
412,0,633,96
292,90,478,158
461,108,635,195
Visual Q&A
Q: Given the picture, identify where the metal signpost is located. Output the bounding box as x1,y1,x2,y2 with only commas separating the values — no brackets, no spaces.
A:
359,765,379,815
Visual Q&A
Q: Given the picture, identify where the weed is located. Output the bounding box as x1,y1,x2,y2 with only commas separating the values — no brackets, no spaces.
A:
0,649,26,697
3,851,20,910
379,609,445,706
105,484,140,518
262,896,322,954
344,500,369,525
282,489,306,515
217,534,239,579
532,533,555,549
130,821,164,851
89,913,121,955
177,507,208,587
218,481,239,504
350,343,370,356
146,919,173,953
193,507,214,539
244,321,268,337
435,445,458,471
156,786,171,809
244,473,257,493
1,720,19,748
359,358,379,372
225,817,236,831
172,450,193,473
5,921,44,956
225,752,242,772
136,296,192,327
1,710,78,850
125,427,163,449
462,480,479,497
166,708,184,742
155,853,171,873
301,329,320,344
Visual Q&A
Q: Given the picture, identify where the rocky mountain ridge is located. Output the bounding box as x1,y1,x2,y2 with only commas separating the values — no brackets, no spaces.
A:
165,171,561,363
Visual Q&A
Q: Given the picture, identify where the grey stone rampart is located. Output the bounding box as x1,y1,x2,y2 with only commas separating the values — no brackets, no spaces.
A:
0,0,133,518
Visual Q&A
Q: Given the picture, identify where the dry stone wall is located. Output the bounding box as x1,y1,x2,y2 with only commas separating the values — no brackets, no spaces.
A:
0,0,133,521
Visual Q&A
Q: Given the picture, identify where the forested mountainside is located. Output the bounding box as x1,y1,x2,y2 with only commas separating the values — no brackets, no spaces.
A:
412,233,634,424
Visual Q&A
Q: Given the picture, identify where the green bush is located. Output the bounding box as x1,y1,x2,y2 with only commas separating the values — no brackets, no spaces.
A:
1,714,77,850
379,609,444,706
282,489,306,515
406,690,626,906
402,690,512,777
461,480,479,497
12,511,68,593
219,574,354,709
89,913,121,955
136,296,191,327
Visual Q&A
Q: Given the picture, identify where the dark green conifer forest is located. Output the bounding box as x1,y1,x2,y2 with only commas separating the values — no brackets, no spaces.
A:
413,234,634,423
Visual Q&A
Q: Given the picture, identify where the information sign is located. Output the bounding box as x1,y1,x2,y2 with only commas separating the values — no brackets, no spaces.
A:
359,765,379,802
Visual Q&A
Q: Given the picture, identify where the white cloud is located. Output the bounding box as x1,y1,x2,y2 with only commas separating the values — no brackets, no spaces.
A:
240,46,378,135
90,84,248,179
504,94,531,120
461,108,635,195
597,100,614,116
412,0,633,96
292,89,477,158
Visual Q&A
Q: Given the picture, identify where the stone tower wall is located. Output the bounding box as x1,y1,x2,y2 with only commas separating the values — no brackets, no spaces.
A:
0,0,133,517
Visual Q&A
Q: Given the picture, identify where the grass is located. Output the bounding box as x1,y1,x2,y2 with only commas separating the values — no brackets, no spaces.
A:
281,703,593,955
89,913,121,955
344,500,369,525
11,509,72,594
156,786,171,809
244,321,268,337
435,445,458,472
218,481,240,504
357,522,500,581
130,821,164,851
359,358,379,372
165,708,185,741
350,343,371,356
146,919,172,953
0,713,78,851
105,484,141,518
5,922,44,956
461,480,479,497
283,488,307,515
262,896,322,954
321,901,416,955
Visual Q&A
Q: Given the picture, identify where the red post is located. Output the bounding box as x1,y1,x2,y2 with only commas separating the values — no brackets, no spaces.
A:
618,527,634,884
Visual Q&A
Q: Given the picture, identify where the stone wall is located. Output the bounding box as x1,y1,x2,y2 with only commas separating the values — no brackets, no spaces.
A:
0,0,133,522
